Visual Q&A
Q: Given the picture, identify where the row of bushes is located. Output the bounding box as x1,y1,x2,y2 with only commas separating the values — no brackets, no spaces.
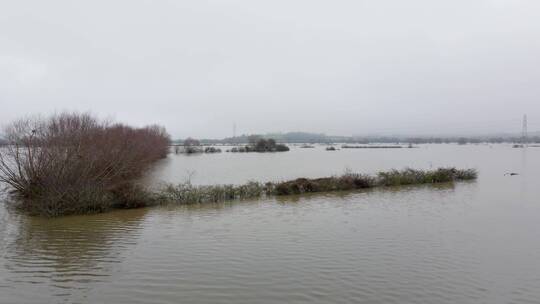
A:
6,167,473,214
273,168,477,195
157,167,477,205
174,146,222,154
0,113,170,216
272,174,375,195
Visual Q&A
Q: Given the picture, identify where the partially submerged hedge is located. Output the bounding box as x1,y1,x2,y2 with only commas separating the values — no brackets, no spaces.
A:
158,167,477,205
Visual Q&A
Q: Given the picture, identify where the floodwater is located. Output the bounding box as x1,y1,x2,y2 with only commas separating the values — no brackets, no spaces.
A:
1,144,540,304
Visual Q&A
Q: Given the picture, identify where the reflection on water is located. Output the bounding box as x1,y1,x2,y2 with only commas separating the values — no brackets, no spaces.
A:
1,144,540,303
1,207,148,302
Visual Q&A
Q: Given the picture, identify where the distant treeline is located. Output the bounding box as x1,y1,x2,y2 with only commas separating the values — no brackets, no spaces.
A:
175,132,540,145
175,136,290,153
405,136,540,144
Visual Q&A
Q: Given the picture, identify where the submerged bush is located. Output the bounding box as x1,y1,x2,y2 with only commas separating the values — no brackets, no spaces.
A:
272,174,376,195
0,112,170,216
156,167,476,206
453,168,477,180
377,168,476,186
184,146,203,154
16,183,114,217
268,168,476,196
110,183,160,209
275,144,290,152
204,147,222,153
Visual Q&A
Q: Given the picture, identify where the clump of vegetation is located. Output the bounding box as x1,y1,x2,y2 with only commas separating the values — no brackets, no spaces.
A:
274,144,290,152
228,137,290,153
228,146,246,153
184,146,203,154
272,168,476,195
272,173,376,195
156,167,477,206
204,147,222,153
174,138,221,154
326,146,337,151
0,113,170,216
452,168,478,180
377,168,476,186
174,138,222,154
159,181,268,204
182,137,203,154
110,183,161,209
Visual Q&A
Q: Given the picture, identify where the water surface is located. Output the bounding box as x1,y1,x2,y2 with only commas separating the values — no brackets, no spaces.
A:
1,144,540,303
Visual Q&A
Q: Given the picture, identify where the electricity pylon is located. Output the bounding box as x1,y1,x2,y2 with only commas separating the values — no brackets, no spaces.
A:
522,114,528,147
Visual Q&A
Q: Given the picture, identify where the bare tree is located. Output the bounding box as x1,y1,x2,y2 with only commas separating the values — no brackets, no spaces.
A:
0,112,170,216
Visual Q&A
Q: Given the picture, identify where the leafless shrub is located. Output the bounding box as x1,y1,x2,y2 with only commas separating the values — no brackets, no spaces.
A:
0,112,170,216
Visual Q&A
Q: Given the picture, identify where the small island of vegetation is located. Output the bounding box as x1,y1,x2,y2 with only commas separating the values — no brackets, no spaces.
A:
228,137,290,153
173,138,222,154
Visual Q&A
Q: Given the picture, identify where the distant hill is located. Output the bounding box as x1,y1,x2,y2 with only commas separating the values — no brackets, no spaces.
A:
176,131,540,145
218,132,355,144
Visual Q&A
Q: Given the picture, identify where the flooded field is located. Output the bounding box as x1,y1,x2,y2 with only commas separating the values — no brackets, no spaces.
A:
1,144,540,303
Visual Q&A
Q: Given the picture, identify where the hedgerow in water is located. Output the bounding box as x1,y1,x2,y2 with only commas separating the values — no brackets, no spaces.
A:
158,168,477,205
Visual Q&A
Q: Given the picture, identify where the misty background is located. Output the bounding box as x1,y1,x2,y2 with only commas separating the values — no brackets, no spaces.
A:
1,0,539,139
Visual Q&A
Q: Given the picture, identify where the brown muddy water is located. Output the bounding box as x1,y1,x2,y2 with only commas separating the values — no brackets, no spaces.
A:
1,144,540,304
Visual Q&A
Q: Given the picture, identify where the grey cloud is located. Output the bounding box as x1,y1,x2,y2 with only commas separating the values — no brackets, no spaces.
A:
1,0,539,137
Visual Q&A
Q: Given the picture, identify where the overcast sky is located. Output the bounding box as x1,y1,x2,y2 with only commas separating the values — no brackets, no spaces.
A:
1,0,539,138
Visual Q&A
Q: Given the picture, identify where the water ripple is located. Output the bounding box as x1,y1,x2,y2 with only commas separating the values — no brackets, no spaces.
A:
1,145,540,303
